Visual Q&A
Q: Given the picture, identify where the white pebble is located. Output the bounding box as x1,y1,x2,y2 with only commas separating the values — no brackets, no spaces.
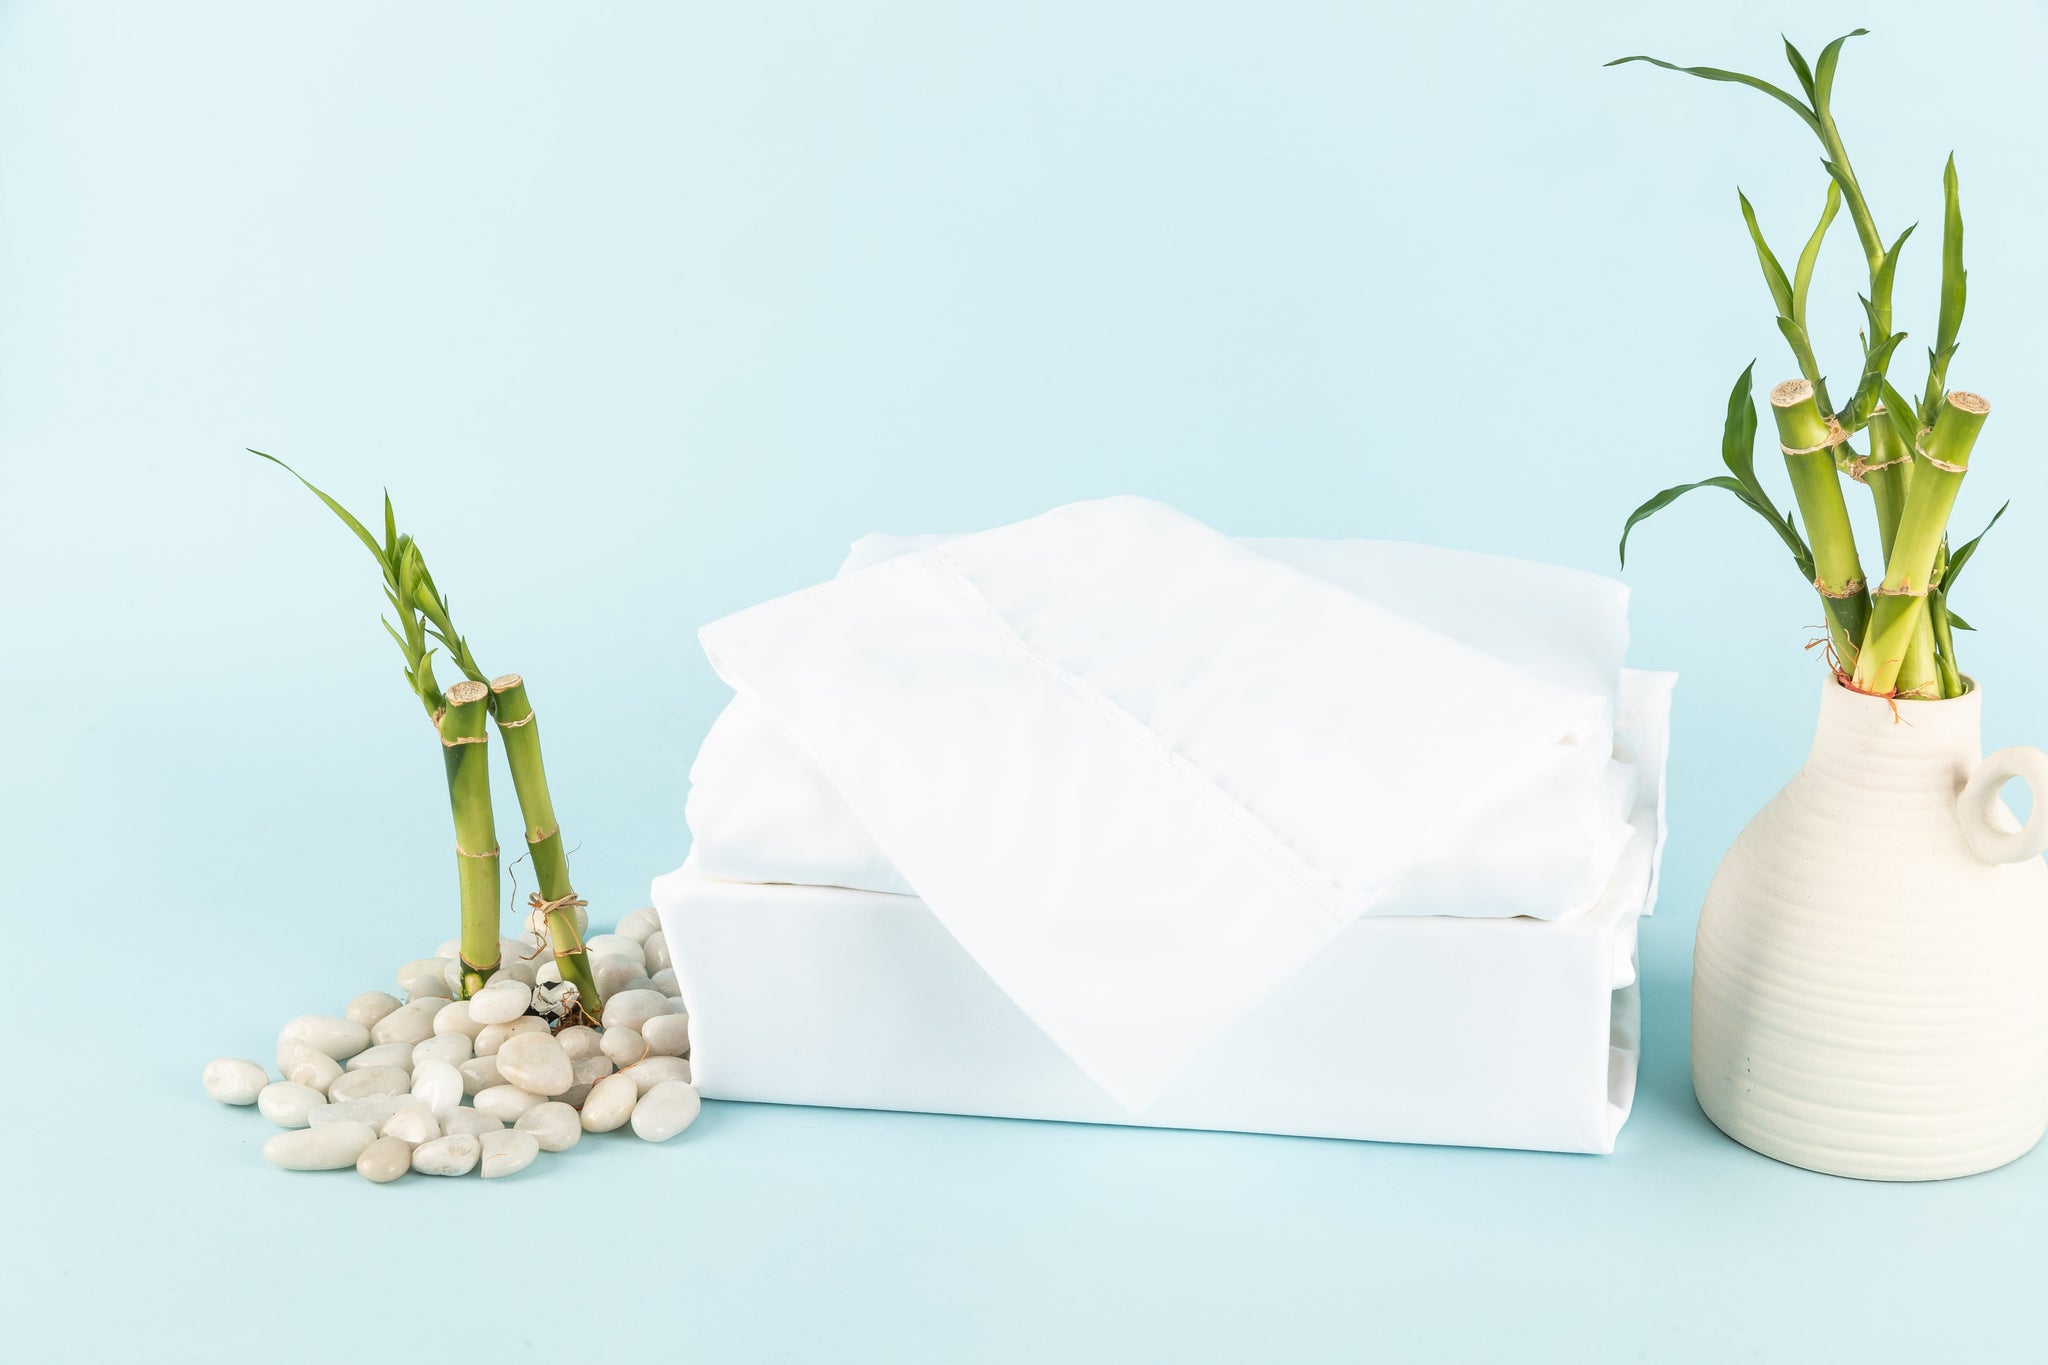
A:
556,1026,602,1061
495,1033,574,1096
432,999,485,1040
631,1081,701,1142
514,1102,581,1152
277,1041,342,1094
643,932,672,974
560,1054,615,1107
458,1055,504,1096
468,980,532,1026
615,907,661,943
496,955,540,988
474,1016,548,1057
412,1033,473,1069
435,939,461,959
257,1081,326,1128
474,1085,545,1122
370,1000,442,1047
479,1129,541,1179
202,1058,268,1105
345,991,404,1029
649,968,681,998
601,989,669,1034
308,1095,417,1128
585,934,646,967
345,1042,416,1073
357,1135,413,1183
440,1107,504,1136
265,1120,378,1170
441,959,465,995
640,1014,690,1058
591,955,644,997
622,1055,692,1095
382,1104,441,1145
396,957,449,996
327,1066,410,1102
278,1014,371,1062
600,1027,647,1068
410,1060,465,1114
579,1074,637,1132
411,1134,481,1176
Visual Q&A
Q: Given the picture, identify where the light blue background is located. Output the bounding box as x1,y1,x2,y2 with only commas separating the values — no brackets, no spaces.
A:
7,2,2047,1360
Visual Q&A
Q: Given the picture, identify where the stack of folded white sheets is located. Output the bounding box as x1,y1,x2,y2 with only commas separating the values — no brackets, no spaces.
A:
654,497,1674,1154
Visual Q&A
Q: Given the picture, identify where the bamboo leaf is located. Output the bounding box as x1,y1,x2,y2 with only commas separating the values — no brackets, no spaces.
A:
1844,331,1908,429
1717,361,1766,496
1942,500,2009,592
1870,222,1915,315
1619,475,1813,580
1605,54,1820,134
1879,380,1922,450
1811,29,1870,112
1738,191,1796,320
1781,35,1816,101
382,492,398,558
252,450,387,568
1791,180,1841,327
1935,154,1967,358
1948,608,1975,632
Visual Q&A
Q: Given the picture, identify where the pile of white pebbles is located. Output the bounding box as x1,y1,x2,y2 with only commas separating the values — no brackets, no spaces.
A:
202,907,698,1182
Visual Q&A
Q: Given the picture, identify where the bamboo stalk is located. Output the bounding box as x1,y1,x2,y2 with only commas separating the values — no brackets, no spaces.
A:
1768,380,1869,670
438,679,501,997
1851,391,1991,696
1859,415,1942,697
490,673,604,1017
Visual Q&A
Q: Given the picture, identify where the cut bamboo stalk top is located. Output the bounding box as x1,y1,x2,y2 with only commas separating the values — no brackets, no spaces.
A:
1947,390,1990,416
1771,378,1817,408
490,673,523,694
445,680,491,707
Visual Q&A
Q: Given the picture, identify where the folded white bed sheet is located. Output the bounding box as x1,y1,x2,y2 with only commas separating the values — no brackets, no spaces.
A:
689,527,1640,920
655,666,1676,1153
690,497,1637,1108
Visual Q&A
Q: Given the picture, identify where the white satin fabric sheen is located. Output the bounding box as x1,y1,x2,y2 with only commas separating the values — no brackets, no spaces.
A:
693,497,1618,1109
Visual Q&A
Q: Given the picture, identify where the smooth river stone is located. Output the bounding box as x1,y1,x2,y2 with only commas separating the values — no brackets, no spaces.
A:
560,1055,615,1108
495,955,540,988
474,1016,548,1058
459,1055,504,1096
410,1060,465,1114
396,957,450,997
432,1000,485,1040
345,991,404,1029
640,1014,690,1058
468,981,532,1026
203,1058,268,1105
649,969,681,999
279,1015,371,1062
257,1081,326,1129
601,989,669,1034
440,1108,504,1137
382,1104,441,1145
599,1027,646,1068
265,1120,378,1170
435,939,461,959
622,1056,692,1096
309,1095,417,1128
474,1085,545,1122
579,1074,637,1133
642,932,672,975
630,1081,701,1142
479,1129,541,1178
345,1042,416,1073
514,1102,581,1153
278,1041,343,1095
615,907,660,943
584,934,646,967
556,1026,602,1062
412,1033,473,1070
356,1135,413,1184
370,1000,443,1047
590,956,644,997
495,1033,573,1096
327,1066,411,1102
411,1133,481,1176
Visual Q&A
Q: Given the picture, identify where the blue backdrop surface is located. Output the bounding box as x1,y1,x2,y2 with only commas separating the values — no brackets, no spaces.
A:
7,2,2048,1360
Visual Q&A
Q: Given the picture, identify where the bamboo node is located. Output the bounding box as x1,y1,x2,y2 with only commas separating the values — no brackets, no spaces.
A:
496,709,538,729
1914,438,1968,474
1813,576,1867,599
1780,416,1849,457
1874,583,1932,598
440,732,490,747
455,840,500,860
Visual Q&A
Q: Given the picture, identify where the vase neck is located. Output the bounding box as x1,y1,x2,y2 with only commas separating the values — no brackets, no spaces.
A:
1803,677,1983,791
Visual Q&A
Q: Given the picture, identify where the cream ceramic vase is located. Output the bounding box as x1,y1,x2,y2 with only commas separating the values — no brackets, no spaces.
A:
1692,676,2048,1180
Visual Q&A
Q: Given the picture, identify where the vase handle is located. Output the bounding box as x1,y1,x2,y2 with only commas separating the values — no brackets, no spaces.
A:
1957,746,2048,865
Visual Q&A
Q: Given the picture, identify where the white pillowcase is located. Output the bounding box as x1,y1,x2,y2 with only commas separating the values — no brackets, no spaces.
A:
693,496,1617,1108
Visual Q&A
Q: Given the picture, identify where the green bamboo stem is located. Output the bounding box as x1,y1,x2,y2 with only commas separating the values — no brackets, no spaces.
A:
490,673,603,1018
438,679,501,997
1768,380,1870,671
1851,391,1991,695
1860,415,1942,697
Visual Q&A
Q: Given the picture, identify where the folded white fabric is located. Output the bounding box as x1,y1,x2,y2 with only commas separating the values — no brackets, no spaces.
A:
695,496,1613,1109
689,531,1637,917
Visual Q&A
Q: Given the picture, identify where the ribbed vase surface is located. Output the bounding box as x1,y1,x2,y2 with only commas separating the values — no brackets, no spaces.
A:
1693,678,2048,1180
